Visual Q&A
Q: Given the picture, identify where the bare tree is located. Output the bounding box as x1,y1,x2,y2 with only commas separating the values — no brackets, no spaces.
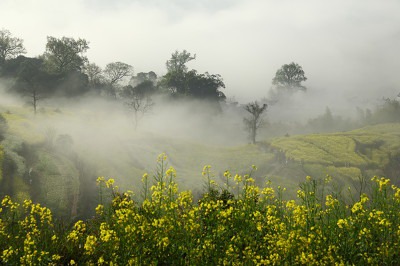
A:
30,88,44,115
243,101,267,144
127,96,154,130
0,29,26,63
121,85,154,130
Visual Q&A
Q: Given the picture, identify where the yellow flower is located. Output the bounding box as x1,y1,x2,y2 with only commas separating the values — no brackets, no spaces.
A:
165,166,176,177
96,176,105,184
95,204,104,215
84,235,98,255
157,153,167,162
106,178,115,188
378,177,390,191
234,174,242,183
141,173,148,182
337,219,349,229
224,170,231,178
325,195,339,208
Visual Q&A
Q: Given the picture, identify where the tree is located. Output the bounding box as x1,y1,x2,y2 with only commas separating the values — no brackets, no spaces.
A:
166,50,195,73
185,70,226,101
243,101,267,144
104,62,133,85
43,36,89,74
163,50,196,94
0,29,26,64
120,85,154,130
272,62,307,92
130,71,157,87
17,58,48,115
104,62,133,97
162,50,226,102
83,62,104,88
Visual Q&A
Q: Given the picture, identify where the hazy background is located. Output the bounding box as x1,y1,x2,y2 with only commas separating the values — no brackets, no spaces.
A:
1,0,399,106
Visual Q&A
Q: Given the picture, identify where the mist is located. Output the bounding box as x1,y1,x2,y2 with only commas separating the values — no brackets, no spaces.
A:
1,0,399,103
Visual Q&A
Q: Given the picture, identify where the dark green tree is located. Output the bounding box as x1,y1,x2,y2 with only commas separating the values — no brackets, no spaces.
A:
163,50,195,94
43,36,89,74
130,71,157,87
243,101,268,144
0,29,26,64
162,50,225,102
185,70,226,101
272,62,307,92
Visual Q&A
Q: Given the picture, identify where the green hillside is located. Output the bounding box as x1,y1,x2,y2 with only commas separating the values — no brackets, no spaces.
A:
269,123,400,191
0,104,399,218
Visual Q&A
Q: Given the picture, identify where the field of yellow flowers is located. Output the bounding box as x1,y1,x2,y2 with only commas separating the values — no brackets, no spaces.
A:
1,154,400,265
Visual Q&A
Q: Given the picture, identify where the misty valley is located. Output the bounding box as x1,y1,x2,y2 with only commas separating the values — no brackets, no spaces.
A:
1,30,400,264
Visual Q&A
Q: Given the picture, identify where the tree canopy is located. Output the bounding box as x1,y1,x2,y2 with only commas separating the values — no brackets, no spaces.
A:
162,50,225,101
104,62,133,86
0,29,26,63
43,36,89,74
272,62,307,92
166,50,195,73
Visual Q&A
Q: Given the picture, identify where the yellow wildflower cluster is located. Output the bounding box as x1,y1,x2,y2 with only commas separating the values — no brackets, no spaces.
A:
1,157,400,265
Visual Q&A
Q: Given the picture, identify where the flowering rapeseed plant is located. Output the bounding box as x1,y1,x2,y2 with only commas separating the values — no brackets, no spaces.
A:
1,155,400,264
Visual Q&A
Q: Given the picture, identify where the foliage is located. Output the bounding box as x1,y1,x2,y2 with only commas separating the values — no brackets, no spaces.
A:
1,156,400,265
165,50,196,74
83,62,104,88
43,36,89,74
185,70,226,101
104,62,133,86
130,71,157,87
0,29,26,63
370,98,400,124
0,114,8,141
103,61,134,98
272,62,307,92
162,50,225,101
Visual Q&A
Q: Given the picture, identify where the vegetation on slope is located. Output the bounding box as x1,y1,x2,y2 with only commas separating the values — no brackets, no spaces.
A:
0,156,399,265
269,123,400,191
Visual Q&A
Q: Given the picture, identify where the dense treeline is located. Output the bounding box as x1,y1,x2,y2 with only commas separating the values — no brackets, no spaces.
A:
0,30,226,111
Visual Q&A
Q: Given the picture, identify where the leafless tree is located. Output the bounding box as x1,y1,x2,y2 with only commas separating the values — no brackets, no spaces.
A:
243,101,267,144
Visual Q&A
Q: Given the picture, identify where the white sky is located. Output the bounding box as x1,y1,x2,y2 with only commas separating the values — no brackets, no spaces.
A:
1,0,399,103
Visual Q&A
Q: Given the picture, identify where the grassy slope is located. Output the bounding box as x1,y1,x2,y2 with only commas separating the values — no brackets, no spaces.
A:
269,123,400,191
1,104,399,206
